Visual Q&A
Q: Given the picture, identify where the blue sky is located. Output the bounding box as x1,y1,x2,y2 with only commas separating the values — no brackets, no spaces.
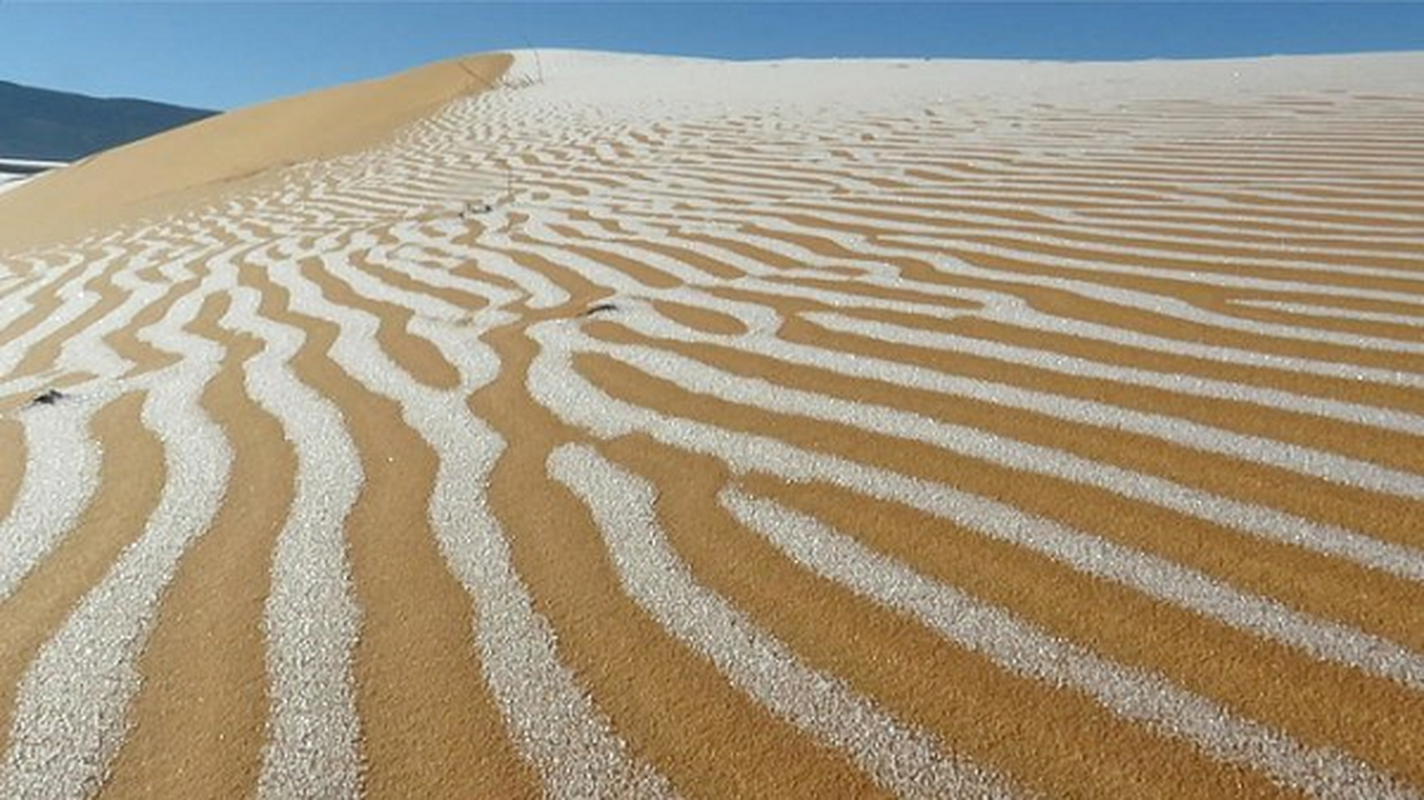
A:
2,3,1422,110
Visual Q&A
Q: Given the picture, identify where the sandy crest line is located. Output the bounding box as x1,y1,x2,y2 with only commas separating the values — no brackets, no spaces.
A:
800,310,1424,438
0,401,102,604
0,260,45,294
294,230,475,324
0,252,82,332
480,235,652,300
1081,206,1424,244
526,318,1424,692
0,220,245,403
594,183,1058,229
928,156,1400,210
365,223,525,309
306,224,510,318
899,174,1424,233
884,233,1424,339
0,247,125,380
247,240,675,798
37,243,201,385
791,197,1424,281
569,321,1424,583
556,164,860,210
1043,176,1424,211
738,221,1424,352
998,154,1424,191
507,209,776,289
619,165,1420,272
719,489,1419,800
0,283,175,595
612,298,1424,502
644,159,859,197
0,236,214,601
533,213,974,309
1048,208,1424,265
1230,298,1424,326
200,210,270,247
564,212,1424,387
519,214,765,284
585,150,1422,237
532,228,741,287
0,258,231,799
300,149,496,221
549,443,1025,800
985,292,1424,388
651,229,1424,383
371,237,488,286
216,268,364,799
1083,154,1424,184
446,227,573,309
305,180,439,221
689,210,1424,329
902,231,1424,315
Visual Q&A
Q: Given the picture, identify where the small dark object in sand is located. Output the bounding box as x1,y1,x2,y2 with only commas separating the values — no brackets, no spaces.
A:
580,303,618,317
30,389,66,407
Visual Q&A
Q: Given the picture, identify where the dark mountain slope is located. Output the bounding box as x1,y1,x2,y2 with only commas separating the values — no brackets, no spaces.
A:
0,80,216,160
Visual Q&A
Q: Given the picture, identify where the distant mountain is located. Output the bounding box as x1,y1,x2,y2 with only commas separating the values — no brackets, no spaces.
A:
0,80,216,161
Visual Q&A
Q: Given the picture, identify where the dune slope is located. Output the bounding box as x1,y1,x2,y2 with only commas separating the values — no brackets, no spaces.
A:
0,49,1422,799
0,54,510,251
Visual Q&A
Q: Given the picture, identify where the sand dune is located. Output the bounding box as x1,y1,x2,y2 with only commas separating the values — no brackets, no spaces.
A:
0,55,509,251
0,49,1423,798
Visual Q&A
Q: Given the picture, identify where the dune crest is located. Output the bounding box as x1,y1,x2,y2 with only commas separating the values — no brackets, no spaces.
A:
0,54,510,252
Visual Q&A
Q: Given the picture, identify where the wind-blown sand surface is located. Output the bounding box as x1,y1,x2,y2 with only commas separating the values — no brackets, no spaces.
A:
0,48,1422,798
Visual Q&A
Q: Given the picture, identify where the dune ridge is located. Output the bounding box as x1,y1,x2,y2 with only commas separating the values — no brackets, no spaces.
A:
0,54,510,252
0,48,1422,798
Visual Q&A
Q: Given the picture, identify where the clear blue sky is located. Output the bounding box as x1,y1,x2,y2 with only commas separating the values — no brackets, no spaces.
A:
2,3,1422,110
